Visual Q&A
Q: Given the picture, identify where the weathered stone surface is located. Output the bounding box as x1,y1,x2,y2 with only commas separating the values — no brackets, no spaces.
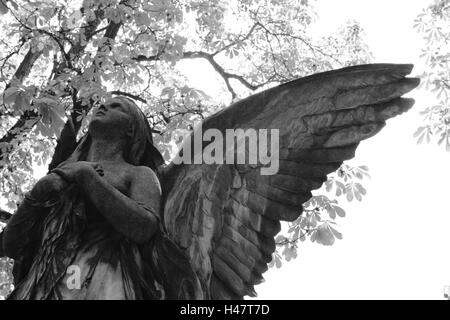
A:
2,64,419,300
163,64,419,300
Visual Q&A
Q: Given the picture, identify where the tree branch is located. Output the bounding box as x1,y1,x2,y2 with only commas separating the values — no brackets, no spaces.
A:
0,46,43,168
0,41,26,83
211,22,259,57
183,51,266,98
135,51,271,100
7,47,42,85
0,46,43,165
111,90,147,103
49,18,124,170
0,5,107,169
255,21,343,67
0,110,40,156
54,6,105,77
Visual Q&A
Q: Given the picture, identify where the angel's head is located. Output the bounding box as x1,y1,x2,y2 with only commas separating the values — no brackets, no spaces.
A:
69,96,164,170
89,97,134,139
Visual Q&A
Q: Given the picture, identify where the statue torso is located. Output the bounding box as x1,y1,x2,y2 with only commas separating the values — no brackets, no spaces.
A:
10,162,157,300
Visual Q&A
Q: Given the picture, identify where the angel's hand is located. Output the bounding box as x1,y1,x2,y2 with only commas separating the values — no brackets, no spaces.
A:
29,172,69,202
51,161,104,184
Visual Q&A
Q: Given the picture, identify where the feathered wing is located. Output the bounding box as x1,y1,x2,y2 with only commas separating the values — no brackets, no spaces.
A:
160,64,420,299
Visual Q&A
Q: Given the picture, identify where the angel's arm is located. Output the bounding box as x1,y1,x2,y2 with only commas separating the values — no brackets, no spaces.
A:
76,165,161,244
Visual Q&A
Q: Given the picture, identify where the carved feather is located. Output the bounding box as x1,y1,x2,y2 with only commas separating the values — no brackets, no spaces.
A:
161,64,419,299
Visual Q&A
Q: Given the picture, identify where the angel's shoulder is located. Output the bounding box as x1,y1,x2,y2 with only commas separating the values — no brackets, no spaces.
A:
128,165,161,189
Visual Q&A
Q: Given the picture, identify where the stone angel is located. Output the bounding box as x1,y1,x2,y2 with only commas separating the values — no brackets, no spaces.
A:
0,63,419,299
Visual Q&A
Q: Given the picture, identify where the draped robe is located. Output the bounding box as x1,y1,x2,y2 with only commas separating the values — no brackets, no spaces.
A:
6,184,202,300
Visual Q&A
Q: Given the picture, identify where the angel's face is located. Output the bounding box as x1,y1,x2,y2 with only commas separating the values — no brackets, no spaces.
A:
89,98,132,140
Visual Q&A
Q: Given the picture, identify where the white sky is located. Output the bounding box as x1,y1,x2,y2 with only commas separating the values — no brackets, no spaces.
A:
179,0,450,300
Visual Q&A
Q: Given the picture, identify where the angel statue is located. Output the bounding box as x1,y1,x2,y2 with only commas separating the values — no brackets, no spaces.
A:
0,63,419,299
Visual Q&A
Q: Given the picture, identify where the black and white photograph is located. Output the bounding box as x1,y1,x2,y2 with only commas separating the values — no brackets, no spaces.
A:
0,0,448,305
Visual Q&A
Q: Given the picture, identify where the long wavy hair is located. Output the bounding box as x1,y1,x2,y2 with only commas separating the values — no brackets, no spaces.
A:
62,96,164,171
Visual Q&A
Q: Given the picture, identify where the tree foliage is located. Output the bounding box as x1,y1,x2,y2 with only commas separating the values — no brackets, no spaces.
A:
0,0,372,298
270,164,370,268
414,0,450,149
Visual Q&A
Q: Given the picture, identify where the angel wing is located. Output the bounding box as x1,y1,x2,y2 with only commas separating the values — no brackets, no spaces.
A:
160,63,419,299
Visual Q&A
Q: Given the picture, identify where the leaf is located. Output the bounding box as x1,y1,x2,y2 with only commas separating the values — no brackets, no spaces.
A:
35,120,53,137
354,171,363,179
417,131,425,144
334,205,346,217
355,183,367,196
9,0,18,11
268,253,283,269
335,181,345,197
4,87,31,112
354,190,362,201
326,205,336,219
325,179,333,192
283,245,297,262
275,234,288,244
36,99,65,138
292,226,300,240
308,212,318,228
329,224,343,240
15,92,31,111
312,224,334,246
135,12,151,25
312,221,343,246
0,1,9,15
3,87,20,105
161,87,176,99
358,165,371,178
345,186,354,202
